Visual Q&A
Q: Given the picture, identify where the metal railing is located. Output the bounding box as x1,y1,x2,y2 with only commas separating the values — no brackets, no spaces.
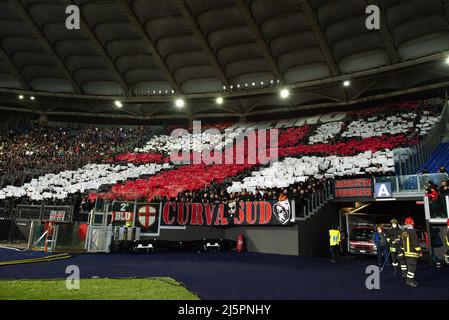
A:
296,181,333,219
373,173,448,194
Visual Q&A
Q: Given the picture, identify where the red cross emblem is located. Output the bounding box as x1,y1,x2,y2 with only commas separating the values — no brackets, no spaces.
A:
137,205,157,228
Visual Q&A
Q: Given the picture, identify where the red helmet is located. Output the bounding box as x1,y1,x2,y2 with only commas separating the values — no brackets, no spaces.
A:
405,217,414,226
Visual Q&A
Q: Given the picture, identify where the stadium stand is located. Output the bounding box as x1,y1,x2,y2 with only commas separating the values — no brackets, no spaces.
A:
0,101,443,206
419,143,449,173
0,127,154,187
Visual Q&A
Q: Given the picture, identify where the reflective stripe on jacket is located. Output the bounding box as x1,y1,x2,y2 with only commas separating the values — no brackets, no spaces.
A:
401,229,421,258
446,230,449,246
386,227,402,252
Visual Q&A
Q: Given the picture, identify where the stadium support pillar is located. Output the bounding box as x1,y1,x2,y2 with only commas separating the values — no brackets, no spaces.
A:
38,113,48,127
188,113,195,125
239,114,247,123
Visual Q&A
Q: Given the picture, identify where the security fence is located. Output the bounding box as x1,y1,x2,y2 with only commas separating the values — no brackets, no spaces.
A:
29,221,87,251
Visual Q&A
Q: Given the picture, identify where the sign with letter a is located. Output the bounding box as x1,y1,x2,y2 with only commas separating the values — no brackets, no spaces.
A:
374,182,392,198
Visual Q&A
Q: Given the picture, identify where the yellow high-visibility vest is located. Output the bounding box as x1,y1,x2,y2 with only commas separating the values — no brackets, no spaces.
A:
329,229,341,246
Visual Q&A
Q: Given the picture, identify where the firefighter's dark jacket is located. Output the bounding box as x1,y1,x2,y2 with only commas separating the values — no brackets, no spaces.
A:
386,227,402,252
400,229,421,258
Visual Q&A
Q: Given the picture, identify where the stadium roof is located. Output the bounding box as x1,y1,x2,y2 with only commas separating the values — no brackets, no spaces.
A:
0,0,449,120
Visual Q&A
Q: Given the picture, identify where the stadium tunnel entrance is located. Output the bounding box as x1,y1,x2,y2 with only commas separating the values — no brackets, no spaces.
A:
339,200,431,262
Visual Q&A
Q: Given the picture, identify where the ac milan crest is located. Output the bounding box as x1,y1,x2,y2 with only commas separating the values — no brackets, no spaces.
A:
273,200,291,225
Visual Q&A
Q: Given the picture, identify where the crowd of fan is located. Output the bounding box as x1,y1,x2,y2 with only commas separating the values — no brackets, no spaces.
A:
171,176,328,204
0,126,153,186
0,101,444,220
144,173,329,218
49,164,449,220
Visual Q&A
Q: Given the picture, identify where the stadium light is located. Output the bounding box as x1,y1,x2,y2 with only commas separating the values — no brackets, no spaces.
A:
115,100,123,108
446,56,449,65
216,97,224,105
30,96,35,100
280,89,290,99
343,80,351,87
175,98,185,108
18,95,24,100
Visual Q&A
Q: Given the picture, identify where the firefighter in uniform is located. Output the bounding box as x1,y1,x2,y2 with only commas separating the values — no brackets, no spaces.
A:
386,218,403,276
400,217,422,287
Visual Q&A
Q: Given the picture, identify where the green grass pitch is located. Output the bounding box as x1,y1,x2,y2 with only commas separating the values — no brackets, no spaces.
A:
0,277,199,300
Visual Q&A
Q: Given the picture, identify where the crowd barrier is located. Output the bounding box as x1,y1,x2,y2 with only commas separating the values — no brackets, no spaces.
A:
29,221,87,252
373,173,448,194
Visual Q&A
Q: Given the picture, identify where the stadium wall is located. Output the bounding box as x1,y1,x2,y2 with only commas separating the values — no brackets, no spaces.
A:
154,226,226,242
225,225,299,256
145,225,300,256
0,221,11,241
297,203,340,258
153,219,334,257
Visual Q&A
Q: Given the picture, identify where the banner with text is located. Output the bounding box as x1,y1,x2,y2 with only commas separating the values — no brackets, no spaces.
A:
333,178,374,200
160,200,294,227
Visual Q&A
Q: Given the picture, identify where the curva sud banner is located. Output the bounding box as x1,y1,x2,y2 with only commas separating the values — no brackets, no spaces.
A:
110,200,295,235
161,200,294,227
112,200,295,236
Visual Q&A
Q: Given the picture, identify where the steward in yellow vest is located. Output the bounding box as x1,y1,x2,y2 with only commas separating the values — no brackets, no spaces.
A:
329,227,341,262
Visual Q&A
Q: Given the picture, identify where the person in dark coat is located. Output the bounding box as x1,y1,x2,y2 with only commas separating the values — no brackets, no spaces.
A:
373,225,388,266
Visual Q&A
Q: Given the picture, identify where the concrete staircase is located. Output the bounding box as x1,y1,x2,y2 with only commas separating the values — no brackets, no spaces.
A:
295,187,333,222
